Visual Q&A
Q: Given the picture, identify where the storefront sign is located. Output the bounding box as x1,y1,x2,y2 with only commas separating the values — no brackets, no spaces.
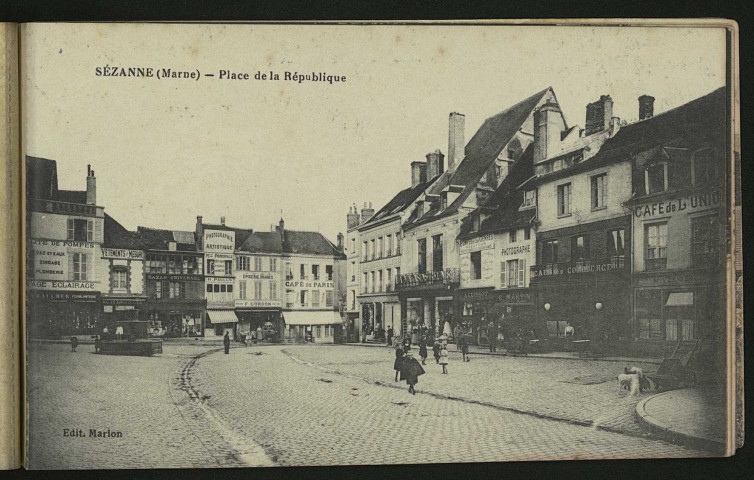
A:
501,244,531,256
235,300,282,308
103,297,147,304
204,230,235,252
27,290,100,302
634,271,711,287
633,191,721,219
459,234,495,254
102,248,144,259
530,260,625,279
396,269,460,288
284,280,334,289
242,273,276,280
205,276,234,283
205,252,234,260
146,273,203,282
458,289,532,304
27,279,98,291
29,238,96,281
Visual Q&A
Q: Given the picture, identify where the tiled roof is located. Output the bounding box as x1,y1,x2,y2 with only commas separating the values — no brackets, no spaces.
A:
26,156,58,201
55,190,88,204
361,175,439,228
404,88,550,230
520,87,727,190
284,230,344,258
137,226,199,251
104,214,143,250
238,231,284,254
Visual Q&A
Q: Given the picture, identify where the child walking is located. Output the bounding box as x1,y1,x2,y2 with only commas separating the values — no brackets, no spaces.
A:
432,339,441,364
394,343,405,382
418,339,428,365
439,342,449,374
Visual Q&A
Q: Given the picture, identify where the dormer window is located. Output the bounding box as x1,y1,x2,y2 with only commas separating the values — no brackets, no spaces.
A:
645,162,668,195
692,148,715,187
440,193,448,210
522,189,536,208
168,241,177,251
417,201,424,217
472,213,481,232
507,147,516,160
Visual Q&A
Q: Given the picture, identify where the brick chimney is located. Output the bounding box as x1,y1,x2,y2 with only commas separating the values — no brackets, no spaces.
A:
639,95,655,120
448,112,465,171
220,216,226,226
275,218,286,243
425,150,445,180
86,164,96,205
195,216,204,249
336,232,344,252
347,205,361,229
411,161,427,187
360,202,374,223
585,95,613,136
533,100,563,164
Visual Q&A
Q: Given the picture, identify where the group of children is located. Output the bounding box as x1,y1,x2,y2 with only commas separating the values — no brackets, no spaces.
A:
394,336,455,394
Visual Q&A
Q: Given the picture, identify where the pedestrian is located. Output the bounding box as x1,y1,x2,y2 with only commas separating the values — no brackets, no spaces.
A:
115,324,124,341
432,339,442,364
418,338,428,365
70,336,78,353
439,342,449,374
402,335,411,352
387,326,393,347
487,321,498,353
394,343,405,382
223,331,230,354
102,325,109,339
458,330,470,362
453,324,462,347
400,352,425,395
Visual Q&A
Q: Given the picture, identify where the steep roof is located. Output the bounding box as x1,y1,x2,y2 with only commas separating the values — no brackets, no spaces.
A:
404,88,551,230
284,230,344,258
55,190,88,204
361,175,438,228
202,223,254,249
238,231,284,254
104,214,143,250
137,226,199,252
26,156,58,201
520,87,727,189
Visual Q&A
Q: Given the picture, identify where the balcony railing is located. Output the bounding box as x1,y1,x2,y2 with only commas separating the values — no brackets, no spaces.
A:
395,268,460,289
530,256,627,280
646,257,668,271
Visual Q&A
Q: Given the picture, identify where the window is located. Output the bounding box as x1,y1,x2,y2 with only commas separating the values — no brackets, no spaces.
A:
239,280,247,299
509,230,517,243
286,262,293,280
370,239,376,260
645,163,667,194
470,251,482,279
286,290,295,308
237,256,249,271
636,290,663,340
507,147,516,160
168,256,182,274
501,259,526,288
147,254,166,274
312,290,321,307
591,173,607,210
169,281,184,299
645,223,668,270
326,265,333,281
351,238,355,254
254,257,263,271
316,326,322,338
691,216,717,266
557,183,572,217
325,325,331,337
522,190,536,208
395,233,401,255
300,264,306,280
472,213,480,232
417,238,427,274
350,261,356,281
607,229,626,267
224,260,233,275
213,284,220,293
417,201,424,218
326,291,334,308
111,266,127,291
270,258,277,272
542,240,559,265
207,259,215,275
362,272,368,293
300,290,308,307
386,235,392,256
378,270,383,292
154,281,162,299
371,271,376,293
362,241,368,261
67,218,93,242
378,237,384,258
692,149,715,186
254,281,263,300
72,253,87,281
571,235,590,264
432,234,443,272
270,282,277,300
386,269,393,291
312,264,320,280
524,227,531,241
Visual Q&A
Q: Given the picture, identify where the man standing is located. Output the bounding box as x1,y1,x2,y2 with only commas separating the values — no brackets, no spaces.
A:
223,331,230,354
386,326,393,347
488,321,497,353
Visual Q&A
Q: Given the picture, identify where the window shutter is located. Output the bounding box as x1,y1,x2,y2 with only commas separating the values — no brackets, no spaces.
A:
500,262,507,287
67,219,74,240
68,254,74,280
518,259,526,287
82,254,88,281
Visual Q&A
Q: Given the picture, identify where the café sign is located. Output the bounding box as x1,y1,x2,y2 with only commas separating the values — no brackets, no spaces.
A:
284,280,334,289
633,191,721,219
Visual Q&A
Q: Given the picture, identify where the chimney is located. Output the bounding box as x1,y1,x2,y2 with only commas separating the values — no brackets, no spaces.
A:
639,95,655,120
336,232,344,252
86,164,96,205
425,149,445,180
276,218,286,243
196,216,204,249
609,116,621,137
361,202,375,223
585,95,613,136
220,216,226,226
347,205,362,229
411,161,427,187
448,112,465,171
533,100,563,164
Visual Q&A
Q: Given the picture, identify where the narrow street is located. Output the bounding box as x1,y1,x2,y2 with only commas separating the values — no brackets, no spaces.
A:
27,342,710,469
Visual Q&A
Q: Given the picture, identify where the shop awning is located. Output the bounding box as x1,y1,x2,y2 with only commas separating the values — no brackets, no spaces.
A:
283,311,342,326
665,292,694,307
207,310,239,324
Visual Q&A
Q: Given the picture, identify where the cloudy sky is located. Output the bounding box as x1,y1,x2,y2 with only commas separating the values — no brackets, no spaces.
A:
21,23,727,242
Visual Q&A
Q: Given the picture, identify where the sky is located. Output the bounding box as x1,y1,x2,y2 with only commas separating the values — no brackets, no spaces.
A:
21,23,727,243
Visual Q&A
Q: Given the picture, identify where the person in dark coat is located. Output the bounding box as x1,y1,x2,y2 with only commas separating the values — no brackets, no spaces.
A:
400,353,425,395
394,344,405,382
223,332,230,354
70,336,78,353
458,331,470,362
418,339,428,365
488,321,498,352
387,326,393,347
432,339,442,364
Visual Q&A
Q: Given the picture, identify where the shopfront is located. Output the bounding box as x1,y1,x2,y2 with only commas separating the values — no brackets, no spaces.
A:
456,288,536,345
143,299,205,338
101,296,146,330
397,269,459,339
26,289,102,338
235,299,282,340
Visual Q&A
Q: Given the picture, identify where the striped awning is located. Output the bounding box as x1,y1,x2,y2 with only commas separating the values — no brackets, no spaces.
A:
207,310,239,324
283,311,342,326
